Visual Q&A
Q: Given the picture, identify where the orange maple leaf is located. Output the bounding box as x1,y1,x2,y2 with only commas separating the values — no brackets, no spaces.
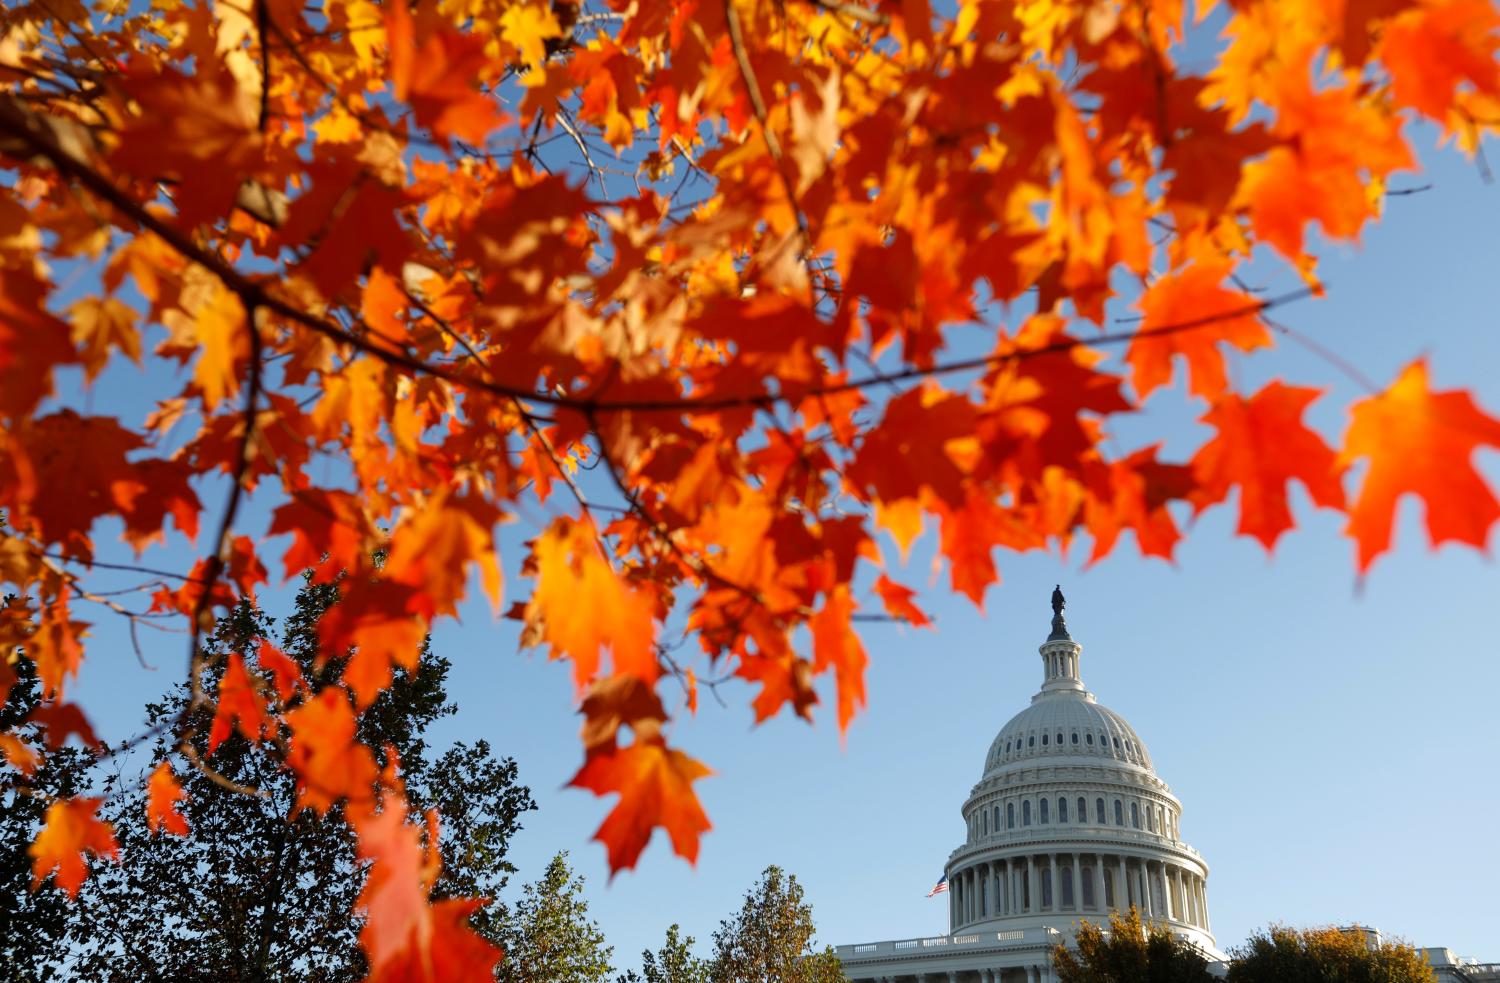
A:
146,762,190,836
1190,383,1346,550
317,579,431,709
569,723,712,871
1128,261,1271,400
285,687,379,815
1343,359,1500,571
809,586,868,734
208,654,269,753
29,796,118,897
872,574,933,628
526,517,657,689
386,0,506,147
1,733,40,775
1381,0,1500,120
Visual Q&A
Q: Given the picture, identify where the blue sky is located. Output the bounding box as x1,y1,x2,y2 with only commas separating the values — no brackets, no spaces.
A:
48,81,1500,978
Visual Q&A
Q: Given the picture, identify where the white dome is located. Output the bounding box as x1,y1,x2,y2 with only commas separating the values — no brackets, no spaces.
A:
985,693,1154,774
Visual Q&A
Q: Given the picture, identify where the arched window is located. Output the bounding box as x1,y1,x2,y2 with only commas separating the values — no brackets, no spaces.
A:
993,805,1000,831
1086,733,1094,745
1041,868,1053,909
1042,733,1049,746
1005,741,1011,753
983,810,989,834
1096,797,1106,824
1146,807,1154,832
1114,799,1124,825
1058,797,1068,823
1131,802,1141,829
1078,796,1087,822
1028,735,1035,747
1071,731,1079,745
1039,798,1050,824
1060,866,1074,907
1112,736,1121,750
1007,802,1015,829
1056,731,1064,746
1022,801,1032,825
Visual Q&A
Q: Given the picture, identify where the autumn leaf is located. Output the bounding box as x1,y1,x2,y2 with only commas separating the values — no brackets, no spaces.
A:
285,687,379,814
29,797,118,897
1190,383,1346,550
809,586,868,734
525,517,658,689
1343,360,1500,570
570,725,712,871
386,0,506,146
1,733,40,775
873,574,933,628
207,654,268,753
146,762,190,836
1381,0,1500,120
68,297,141,382
27,701,101,750
1128,261,1271,400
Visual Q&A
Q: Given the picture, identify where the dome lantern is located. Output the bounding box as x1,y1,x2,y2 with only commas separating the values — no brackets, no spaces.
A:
1039,586,1085,695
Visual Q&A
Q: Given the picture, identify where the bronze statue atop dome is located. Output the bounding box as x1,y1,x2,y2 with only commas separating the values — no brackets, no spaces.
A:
1051,584,1065,617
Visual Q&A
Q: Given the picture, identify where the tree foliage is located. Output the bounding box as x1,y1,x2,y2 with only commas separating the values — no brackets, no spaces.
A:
3,0,1500,974
636,925,711,983
8,581,535,982
1052,908,1216,983
497,852,616,983
1226,926,1435,983
708,866,845,983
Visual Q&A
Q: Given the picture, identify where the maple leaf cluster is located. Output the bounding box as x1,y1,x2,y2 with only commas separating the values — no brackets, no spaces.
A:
3,0,1500,976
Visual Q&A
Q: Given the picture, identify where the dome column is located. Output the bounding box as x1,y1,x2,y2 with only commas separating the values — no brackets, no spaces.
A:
1027,855,1038,913
1070,854,1082,912
1093,855,1106,912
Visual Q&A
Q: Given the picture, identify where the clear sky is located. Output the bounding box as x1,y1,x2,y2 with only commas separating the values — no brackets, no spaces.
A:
55,103,1500,974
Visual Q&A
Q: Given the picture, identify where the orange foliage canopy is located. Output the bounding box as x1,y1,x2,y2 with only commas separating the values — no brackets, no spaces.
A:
2,0,1500,976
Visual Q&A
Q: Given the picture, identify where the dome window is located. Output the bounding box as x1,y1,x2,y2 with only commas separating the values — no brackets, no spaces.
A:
1023,801,1032,825
1007,802,1015,829
1095,797,1105,824
1071,732,1079,745
1058,797,1068,822
1028,736,1035,747
1056,731,1064,745
1041,733,1048,746
1005,741,1011,753
1112,737,1120,750
1114,799,1124,826
1077,796,1087,822
1131,802,1141,829
1039,799,1050,823
1086,733,1094,745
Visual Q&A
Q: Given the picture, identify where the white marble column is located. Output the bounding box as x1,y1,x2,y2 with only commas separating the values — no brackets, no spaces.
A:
1092,855,1106,911
1200,878,1211,931
1071,853,1082,912
1117,856,1129,909
1028,855,1038,913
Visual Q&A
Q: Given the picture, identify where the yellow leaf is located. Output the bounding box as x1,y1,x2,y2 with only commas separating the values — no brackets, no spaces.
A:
500,2,562,69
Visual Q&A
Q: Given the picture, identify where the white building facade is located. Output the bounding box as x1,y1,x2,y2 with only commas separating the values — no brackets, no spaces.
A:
833,591,1496,983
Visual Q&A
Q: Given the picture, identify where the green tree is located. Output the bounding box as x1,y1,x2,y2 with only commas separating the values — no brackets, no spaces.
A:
708,866,845,983
639,924,710,983
0,649,94,983
1052,908,1216,983
1226,926,1434,983
58,577,535,982
498,852,615,983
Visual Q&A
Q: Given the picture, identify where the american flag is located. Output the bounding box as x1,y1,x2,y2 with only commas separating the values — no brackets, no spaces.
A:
926,872,948,897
